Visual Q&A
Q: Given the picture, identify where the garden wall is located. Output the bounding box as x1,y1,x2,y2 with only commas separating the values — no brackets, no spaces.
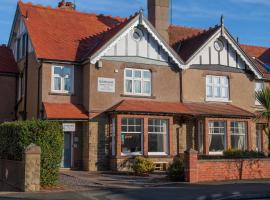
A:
185,149,270,183
0,144,41,192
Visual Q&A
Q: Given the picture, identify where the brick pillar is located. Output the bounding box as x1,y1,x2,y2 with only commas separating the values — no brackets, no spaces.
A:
226,120,231,150
203,118,209,155
116,114,122,158
23,144,41,192
262,126,269,155
247,119,253,151
184,149,198,183
143,117,148,156
169,117,174,156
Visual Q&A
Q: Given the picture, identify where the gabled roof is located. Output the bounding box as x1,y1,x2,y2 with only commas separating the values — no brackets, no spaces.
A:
169,25,220,62
0,45,18,74
17,1,184,67
18,1,126,62
43,102,88,120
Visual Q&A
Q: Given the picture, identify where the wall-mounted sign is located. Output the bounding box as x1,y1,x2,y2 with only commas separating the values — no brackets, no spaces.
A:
63,123,76,132
98,77,115,93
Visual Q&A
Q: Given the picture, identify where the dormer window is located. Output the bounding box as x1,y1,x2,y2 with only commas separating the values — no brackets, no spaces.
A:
206,75,229,102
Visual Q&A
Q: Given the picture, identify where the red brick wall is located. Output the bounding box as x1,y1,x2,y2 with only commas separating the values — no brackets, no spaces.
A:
185,150,270,183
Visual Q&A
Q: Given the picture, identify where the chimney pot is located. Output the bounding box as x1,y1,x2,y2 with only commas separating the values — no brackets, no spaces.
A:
58,0,75,11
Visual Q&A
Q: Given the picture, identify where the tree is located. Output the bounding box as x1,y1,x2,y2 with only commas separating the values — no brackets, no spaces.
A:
255,87,270,152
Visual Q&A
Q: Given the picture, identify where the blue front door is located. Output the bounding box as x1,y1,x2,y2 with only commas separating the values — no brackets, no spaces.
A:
62,132,72,168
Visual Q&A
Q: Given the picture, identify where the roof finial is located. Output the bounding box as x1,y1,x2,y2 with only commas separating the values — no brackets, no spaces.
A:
139,8,144,24
220,14,224,26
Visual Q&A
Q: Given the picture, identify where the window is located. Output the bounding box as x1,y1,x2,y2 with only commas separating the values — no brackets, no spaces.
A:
22,34,27,58
51,66,74,94
16,34,28,61
231,122,247,150
16,37,21,61
209,121,226,154
255,82,263,105
198,121,204,154
121,118,143,155
124,68,151,96
148,119,168,155
206,75,229,101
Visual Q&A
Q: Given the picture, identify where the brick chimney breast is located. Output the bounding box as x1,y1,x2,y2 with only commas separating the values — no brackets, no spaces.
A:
58,0,75,11
148,0,170,42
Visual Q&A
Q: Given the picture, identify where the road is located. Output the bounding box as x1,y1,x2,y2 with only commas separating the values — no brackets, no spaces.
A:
1,181,270,200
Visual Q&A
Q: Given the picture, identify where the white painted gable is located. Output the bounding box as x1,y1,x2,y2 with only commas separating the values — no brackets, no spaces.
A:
186,28,262,78
90,13,184,68
104,26,169,63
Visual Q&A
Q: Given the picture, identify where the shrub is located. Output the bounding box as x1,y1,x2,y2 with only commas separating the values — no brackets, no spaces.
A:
132,157,154,175
223,149,266,158
167,157,185,181
0,120,63,186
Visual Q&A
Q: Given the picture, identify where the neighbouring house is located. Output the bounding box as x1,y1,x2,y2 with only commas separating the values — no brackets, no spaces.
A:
0,45,18,122
2,0,270,171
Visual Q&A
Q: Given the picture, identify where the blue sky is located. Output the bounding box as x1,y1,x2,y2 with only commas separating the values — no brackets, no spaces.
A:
1,0,270,47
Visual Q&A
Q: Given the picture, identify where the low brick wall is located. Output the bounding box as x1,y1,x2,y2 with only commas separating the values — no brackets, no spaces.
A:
0,144,41,192
185,149,270,183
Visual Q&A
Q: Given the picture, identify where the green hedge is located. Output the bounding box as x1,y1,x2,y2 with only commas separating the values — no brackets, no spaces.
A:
0,120,63,186
223,149,266,158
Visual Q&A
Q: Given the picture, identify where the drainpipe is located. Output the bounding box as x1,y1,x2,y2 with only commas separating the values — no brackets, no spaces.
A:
23,34,29,120
179,69,183,103
37,60,42,119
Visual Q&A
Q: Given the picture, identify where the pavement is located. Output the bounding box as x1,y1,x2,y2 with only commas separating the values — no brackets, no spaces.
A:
1,171,270,200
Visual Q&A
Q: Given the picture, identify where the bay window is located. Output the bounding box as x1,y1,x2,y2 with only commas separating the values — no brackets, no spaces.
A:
121,118,143,155
148,119,168,155
209,121,226,154
230,122,247,150
124,68,151,96
206,75,229,101
51,66,74,94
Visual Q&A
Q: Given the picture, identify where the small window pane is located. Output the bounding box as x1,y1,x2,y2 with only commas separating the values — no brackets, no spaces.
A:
143,71,151,79
64,78,71,92
54,67,62,76
54,77,61,90
63,67,71,77
125,80,132,93
134,70,141,78
143,81,151,94
149,134,167,152
125,69,132,78
134,80,141,93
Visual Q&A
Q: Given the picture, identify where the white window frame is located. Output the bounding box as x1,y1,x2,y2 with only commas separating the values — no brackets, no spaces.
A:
206,75,229,102
111,118,116,156
208,121,226,155
124,68,151,96
51,65,74,94
121,118,143,156
230,121,247,150
148,119,169,156
255,82,264,105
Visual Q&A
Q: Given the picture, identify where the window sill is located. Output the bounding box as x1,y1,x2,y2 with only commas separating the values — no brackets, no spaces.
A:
209,152,223,155
121,152,142,157
205,98,232,103
121,94,156,99
49,92,75,96
148,153,168,156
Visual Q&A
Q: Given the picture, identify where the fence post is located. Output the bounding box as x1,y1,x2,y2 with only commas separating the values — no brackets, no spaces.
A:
23,144,41,192
184,149,198,183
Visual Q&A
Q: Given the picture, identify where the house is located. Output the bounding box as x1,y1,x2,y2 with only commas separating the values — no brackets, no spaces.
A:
2,0,269,171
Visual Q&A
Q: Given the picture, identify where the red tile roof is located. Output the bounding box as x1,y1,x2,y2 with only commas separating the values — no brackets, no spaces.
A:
109,100,254,118
43,102,88,120
241,44,270,64
169,25,220,62
185,102,254,118
0,45,18,74
18,1,128,62
108,100,191,115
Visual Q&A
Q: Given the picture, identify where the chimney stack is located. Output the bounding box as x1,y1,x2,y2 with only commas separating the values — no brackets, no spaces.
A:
58,0,75,11
148,0,170,42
